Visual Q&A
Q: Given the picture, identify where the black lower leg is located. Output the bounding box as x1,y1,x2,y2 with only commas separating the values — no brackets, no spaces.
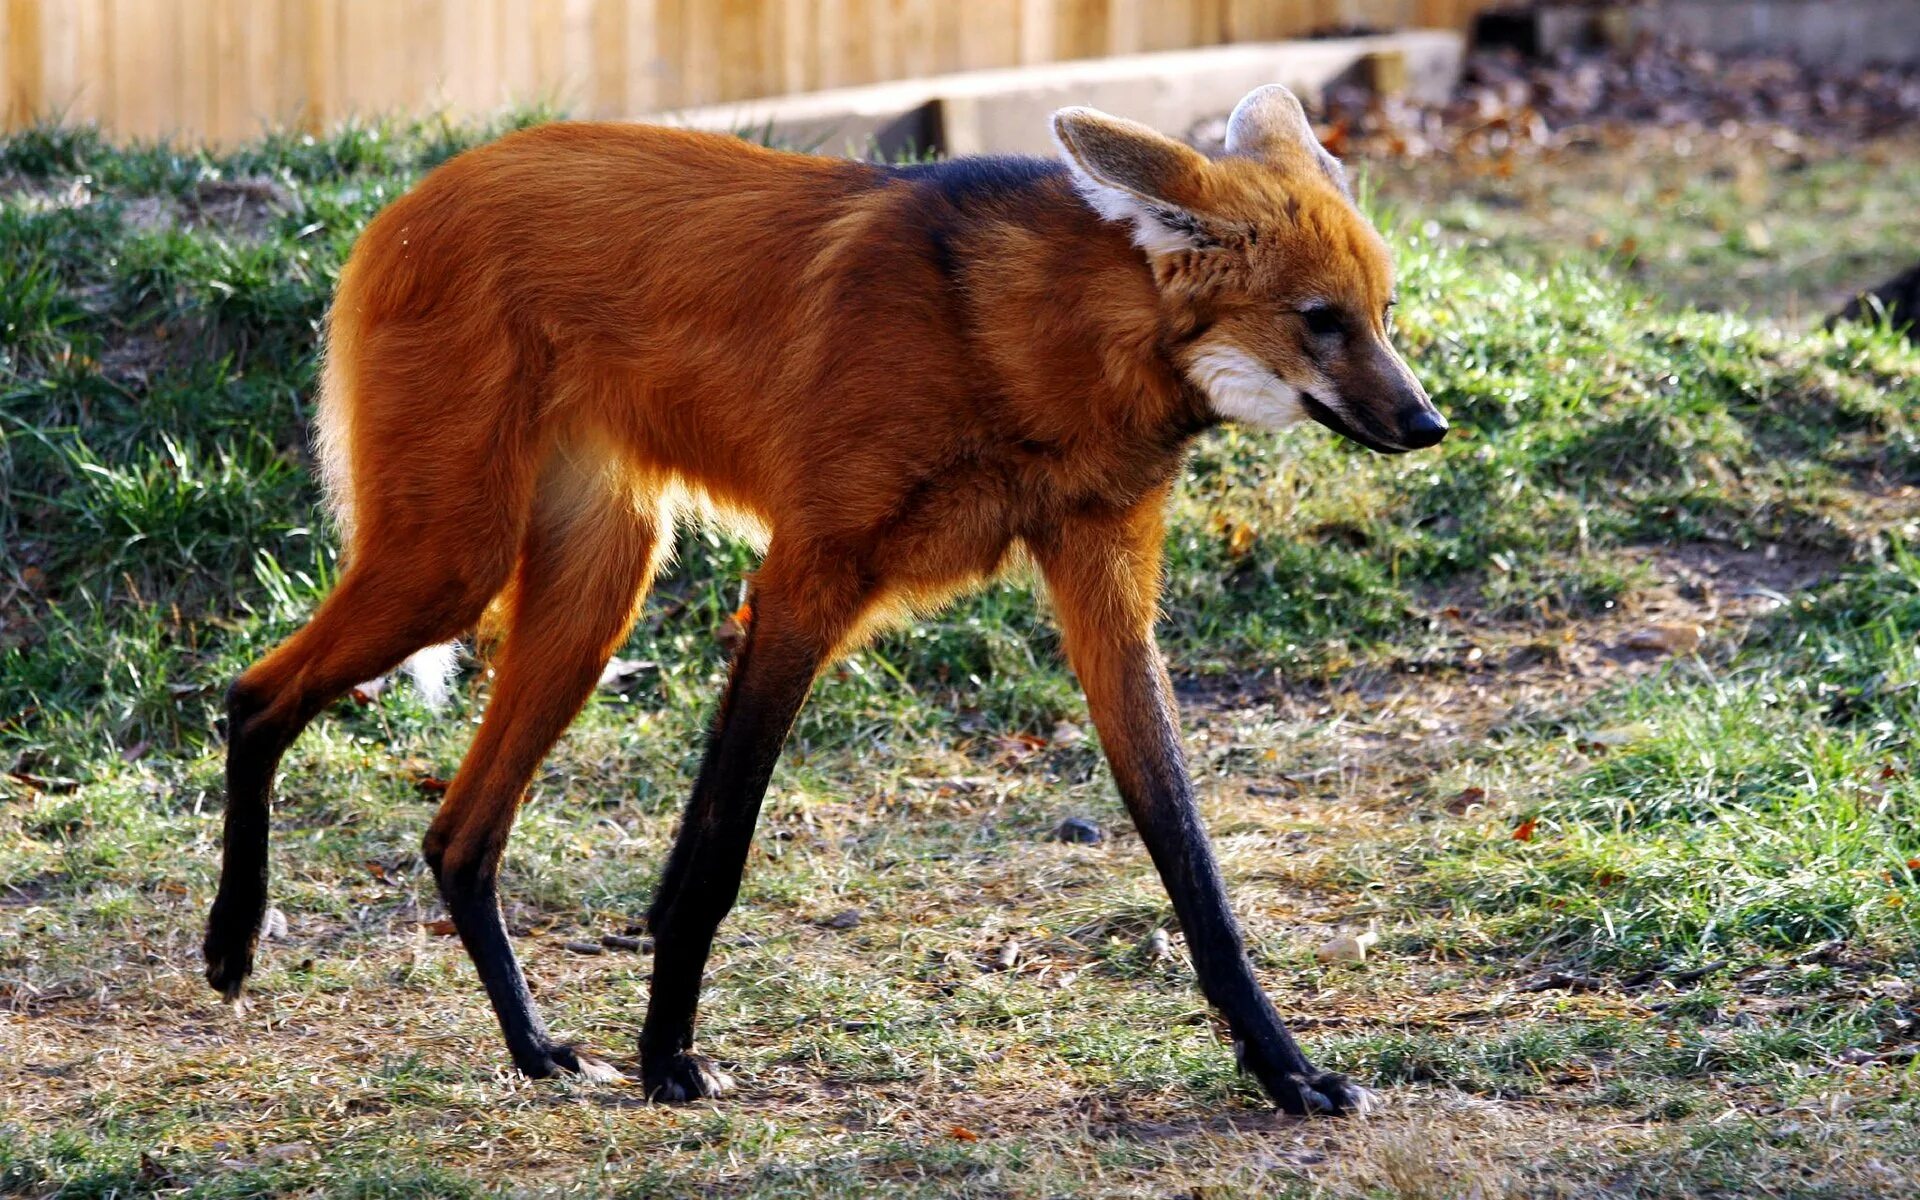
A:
1101,653,1370,1116
1132,797,1368,1115
429,847,618,1080
204,680,298,998
640,601,821,1101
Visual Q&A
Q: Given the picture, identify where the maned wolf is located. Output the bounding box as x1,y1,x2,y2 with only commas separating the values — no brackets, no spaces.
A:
205,84,1445,1116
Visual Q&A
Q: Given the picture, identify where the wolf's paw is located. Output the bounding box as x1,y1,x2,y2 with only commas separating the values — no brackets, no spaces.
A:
1237,1038,1377,1118
1281,1070,1376,1117
515,1042,626,1083
642,1052,735,1102
203,909,259,1000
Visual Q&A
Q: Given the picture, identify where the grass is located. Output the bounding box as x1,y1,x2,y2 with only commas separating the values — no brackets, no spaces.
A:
1373,131,1920,323
3,112,1919,1197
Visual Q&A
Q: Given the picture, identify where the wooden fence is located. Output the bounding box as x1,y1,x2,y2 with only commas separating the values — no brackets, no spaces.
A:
2,1,1493,145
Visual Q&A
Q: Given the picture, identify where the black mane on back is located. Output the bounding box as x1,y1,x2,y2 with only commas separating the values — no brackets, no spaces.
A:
887,156,1067,209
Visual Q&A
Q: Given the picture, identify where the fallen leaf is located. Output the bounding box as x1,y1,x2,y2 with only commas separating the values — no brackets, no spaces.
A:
1318,118,1350,158
947,1125,980,1142
990,733,1048,766
717,601,753,653
597,656,658,692
1512,817,1539,842
1577,723,1653,751
1625,622,1703,654
1444,786,1488,815
412,773,451,795
421,918,458,936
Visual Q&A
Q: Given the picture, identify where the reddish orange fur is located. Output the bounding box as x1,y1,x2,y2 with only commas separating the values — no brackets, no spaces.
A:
210,97,1437,1111
256,116,1401,948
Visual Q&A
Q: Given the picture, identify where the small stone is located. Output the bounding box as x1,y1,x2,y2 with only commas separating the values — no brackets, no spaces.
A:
1141,928,1174,961
261,908,288,941
1051,816,1104,845
1315,929,1380,965
820,908,863,930
562,940,605,956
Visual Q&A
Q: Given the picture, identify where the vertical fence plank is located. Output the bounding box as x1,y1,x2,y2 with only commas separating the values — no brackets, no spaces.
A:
625,0,664,113
5,0,43,126
176,0,212,141
588,0,625,116
714,0,762,102
957,0,1019,73
246,0,287,135
38,0,101,125
528,0,562,105
107,0,166,139
674,0,717,105
1015,0,1050,65
36,0,69,123
775,0,812,98
211,0,246,141
402,0,446,115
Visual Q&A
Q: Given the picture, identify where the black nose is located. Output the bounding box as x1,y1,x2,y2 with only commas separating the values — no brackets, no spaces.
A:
1398,407,1449,449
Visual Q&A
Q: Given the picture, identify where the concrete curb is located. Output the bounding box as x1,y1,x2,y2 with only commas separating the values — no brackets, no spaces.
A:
643,31,1465,158
1484,2,1920,69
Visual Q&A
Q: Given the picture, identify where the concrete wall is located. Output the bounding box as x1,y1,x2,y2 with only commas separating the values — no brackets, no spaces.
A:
1635,1,1920,68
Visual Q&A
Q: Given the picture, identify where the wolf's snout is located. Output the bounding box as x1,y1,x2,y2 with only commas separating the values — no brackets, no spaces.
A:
1396,405,1448,449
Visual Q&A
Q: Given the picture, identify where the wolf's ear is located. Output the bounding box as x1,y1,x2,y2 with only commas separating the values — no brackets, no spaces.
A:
1051,107,1219,255
1223,84,1347,196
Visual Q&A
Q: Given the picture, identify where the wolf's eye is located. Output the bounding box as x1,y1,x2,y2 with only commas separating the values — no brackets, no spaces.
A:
1300,304,1345,338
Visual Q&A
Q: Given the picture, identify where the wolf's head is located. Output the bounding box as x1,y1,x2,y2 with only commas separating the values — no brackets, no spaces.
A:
1053,85,1445,454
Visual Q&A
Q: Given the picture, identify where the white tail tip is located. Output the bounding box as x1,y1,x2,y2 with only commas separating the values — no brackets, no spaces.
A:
404,643,461,710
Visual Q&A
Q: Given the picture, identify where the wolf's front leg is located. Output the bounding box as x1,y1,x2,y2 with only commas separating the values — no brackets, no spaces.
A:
1032,502,1373,1117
